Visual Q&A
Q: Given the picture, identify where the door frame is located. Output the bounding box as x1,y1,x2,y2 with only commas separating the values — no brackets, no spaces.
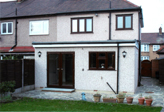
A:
47,52,75,89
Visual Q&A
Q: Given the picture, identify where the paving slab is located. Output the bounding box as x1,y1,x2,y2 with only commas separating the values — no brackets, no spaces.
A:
12,77,164,111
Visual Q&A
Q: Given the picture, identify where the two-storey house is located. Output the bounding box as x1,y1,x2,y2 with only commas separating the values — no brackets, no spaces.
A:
141,27,164,61
0,0,143,94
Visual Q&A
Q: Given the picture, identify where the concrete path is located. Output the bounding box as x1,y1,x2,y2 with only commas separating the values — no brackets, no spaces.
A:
13,77,164,111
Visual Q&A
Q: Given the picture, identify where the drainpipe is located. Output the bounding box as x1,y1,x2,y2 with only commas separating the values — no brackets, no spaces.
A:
9,8,17,52
117,43,120,94
138,11,141,86
109,0,111,40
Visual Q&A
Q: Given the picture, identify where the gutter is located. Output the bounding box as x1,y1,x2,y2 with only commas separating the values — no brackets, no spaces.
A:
9,8,17,52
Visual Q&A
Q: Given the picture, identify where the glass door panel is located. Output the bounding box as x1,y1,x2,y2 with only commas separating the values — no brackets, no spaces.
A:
48,54,59,86
62,54,73,87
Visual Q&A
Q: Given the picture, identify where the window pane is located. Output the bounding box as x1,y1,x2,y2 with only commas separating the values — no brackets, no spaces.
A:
141,45,144,51
43,21,48,34
90,53,96,68
8,23,12,33
86,19,92,32
117,17,123,28
99,60,105,68
79,19,85,32
30,21,42,34
72,20,77,32
99,53,105,57
2,24,6,33
108,53,114,69
125,16,131,28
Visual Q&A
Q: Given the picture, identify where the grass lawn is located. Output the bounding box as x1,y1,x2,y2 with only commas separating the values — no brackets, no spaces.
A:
0,98,162,111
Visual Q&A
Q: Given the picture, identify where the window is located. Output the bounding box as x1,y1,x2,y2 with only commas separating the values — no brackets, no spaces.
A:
89,52,115,70
141,56,149,61
116,15,132,30
141,44,149,52
29,20,49,35
153,45,160,51
1,22,13,34
71,17,93,33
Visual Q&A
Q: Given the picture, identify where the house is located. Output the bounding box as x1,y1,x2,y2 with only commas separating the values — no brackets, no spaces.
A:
156,46,164,58
0,0,143,94
141,27,164,61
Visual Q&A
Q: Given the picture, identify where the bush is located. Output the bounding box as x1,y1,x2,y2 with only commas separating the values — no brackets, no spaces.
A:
0,81,16,94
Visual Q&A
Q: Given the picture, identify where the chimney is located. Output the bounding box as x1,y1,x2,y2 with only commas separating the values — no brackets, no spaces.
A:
159,27,162,35
17,0,23,3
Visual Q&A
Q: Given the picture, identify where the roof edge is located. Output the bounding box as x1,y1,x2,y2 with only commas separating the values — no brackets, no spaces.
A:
0,7,141,19
32,40,138,45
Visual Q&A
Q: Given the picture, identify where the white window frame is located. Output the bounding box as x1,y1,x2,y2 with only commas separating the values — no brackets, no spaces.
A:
29,20,49,35
153,45,160,51
141,56,149,61
141,44,149,52
1,22,13,35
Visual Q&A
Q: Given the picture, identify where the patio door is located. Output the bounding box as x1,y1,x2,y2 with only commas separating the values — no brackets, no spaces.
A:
47,52,74,89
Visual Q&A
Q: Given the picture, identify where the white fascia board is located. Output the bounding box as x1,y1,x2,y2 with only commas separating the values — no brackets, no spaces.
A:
33,43,137,48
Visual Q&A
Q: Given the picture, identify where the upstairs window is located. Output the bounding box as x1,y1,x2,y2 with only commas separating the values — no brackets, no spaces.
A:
116,15,132,30
1,22,13,34
71,17,93,33
153,45,160,51
141,56,149,61
89,52,115,70
29,20,49,35
141,44,149,52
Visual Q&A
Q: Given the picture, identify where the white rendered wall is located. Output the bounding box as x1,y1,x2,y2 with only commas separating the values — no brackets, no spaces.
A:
119,47,138,93
35,46,138,93
111,11,139,40
57,13,109,41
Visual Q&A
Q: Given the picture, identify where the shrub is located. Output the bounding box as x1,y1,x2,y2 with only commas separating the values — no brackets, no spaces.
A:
0,81,16,94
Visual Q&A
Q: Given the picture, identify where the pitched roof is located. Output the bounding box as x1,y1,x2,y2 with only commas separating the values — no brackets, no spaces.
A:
0,0,140,19
157,46,164,54
141,33,164,44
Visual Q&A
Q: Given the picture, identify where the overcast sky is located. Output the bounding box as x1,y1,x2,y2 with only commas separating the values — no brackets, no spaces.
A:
128,0,164,33
0,0,164,33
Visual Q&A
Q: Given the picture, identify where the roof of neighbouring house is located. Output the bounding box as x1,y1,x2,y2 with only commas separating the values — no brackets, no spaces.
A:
0,46,34,53
141,33,164,44
157,46,164,54
0,0,141,19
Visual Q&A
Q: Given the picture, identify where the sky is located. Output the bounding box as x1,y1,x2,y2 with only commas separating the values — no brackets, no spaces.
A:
128,0,164,33
0,0,164,33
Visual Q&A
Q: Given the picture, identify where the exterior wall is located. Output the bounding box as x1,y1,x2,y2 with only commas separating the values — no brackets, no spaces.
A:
0,11,140,48
111,11,139,40
119,47,138,93
35,46,138,93
141,45,161,60
57,13,109,41
159,54,164,58
0,17,57,47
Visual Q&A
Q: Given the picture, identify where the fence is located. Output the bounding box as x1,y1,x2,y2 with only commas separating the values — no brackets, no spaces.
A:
0,59,35,90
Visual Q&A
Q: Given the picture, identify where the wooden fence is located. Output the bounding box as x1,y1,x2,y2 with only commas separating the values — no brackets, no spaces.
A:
0,59,35,89
159,59,164,84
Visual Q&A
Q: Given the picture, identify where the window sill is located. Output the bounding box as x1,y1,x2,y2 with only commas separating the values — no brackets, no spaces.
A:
29,34,49,36
115,29,133,31
1,33,13,35
71,32,93,34
88,69,116,71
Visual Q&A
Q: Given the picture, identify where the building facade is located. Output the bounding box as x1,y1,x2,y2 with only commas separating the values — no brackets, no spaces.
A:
0,0,143,94
141,27,164,61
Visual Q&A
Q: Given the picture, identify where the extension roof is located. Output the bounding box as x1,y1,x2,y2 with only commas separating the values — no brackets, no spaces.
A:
0,0,141,19
141,33,164,44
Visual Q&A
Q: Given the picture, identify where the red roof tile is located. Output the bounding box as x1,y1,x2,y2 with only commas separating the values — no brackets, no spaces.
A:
0,46,34,53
